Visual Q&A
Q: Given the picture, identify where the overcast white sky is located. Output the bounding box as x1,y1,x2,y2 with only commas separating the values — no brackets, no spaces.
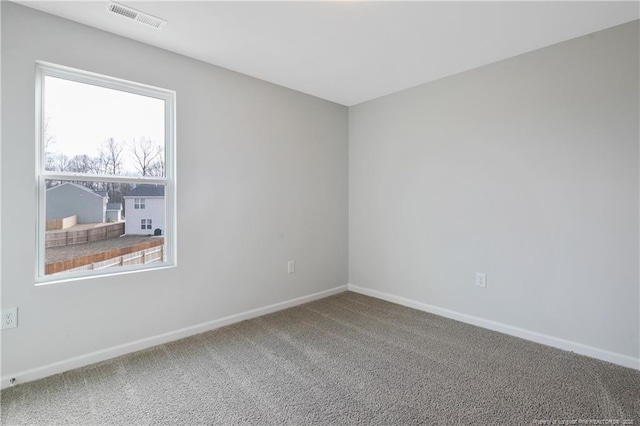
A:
44,76,165,175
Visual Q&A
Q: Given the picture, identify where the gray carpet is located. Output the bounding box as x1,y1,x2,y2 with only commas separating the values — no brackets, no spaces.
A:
2,292,639,425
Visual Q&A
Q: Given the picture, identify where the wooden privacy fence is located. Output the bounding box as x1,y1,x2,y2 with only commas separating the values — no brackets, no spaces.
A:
46,239,164,275
46,215,77,231
46,222,124,248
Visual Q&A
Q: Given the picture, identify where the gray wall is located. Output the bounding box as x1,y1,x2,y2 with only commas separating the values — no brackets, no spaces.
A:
1,3,348,378
349,21,639,360
46,184,106,224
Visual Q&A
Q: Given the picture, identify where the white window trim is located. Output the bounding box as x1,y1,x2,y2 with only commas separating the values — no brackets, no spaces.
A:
134,198,146,209
35,61,177,285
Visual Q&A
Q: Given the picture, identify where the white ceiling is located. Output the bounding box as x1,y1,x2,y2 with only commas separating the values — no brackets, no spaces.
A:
16,1,640,106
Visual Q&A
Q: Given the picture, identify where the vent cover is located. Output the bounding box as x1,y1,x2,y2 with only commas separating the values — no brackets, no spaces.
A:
107,2,167,30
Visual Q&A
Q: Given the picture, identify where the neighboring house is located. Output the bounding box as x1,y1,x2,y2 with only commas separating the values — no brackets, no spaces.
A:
123,185,165,235
106,203,123,222
46,182,108,224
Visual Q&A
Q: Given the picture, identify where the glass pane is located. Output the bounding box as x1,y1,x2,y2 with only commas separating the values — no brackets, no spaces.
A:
44,76,165,177
44,180,166,276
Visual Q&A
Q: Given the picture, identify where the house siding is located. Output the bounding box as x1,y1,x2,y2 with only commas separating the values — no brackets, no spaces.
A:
124,197,165,235
46,184,107,224
106,210,121,222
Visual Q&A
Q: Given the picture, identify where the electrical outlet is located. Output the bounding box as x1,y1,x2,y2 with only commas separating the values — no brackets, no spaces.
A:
287,260,295,274
1,307,18,330
475,273,487,288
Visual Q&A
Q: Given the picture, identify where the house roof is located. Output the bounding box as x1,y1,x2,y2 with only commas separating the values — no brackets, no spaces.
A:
125,185,165,197
46,182,107,199
107,203,122,210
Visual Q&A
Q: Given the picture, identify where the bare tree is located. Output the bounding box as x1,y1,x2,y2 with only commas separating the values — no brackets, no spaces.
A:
44,153,69,188
98,138,124,202
42,135,165,199
52,153,70,172
65,155,101,192
68,154,98,174
151,152,164,177
130,137,163,177
44,114,56,150
43,114,58,172
99,138,123,176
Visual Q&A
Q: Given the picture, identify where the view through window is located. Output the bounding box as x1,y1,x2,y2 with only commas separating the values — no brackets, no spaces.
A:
37,63,175,281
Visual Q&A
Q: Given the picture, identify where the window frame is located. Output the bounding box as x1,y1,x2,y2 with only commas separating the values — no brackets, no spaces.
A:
134,198,146,209
35,61,177,284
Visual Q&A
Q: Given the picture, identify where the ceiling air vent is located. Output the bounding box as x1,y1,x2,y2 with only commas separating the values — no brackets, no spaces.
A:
107,2,167,30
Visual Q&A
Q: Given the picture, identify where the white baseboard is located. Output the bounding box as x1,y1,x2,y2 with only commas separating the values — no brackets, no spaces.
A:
1,285,348,389
348,284,639,370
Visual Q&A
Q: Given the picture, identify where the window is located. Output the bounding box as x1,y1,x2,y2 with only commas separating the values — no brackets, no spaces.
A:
36,62,176,283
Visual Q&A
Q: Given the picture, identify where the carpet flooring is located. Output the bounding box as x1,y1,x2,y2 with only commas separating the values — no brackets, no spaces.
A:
2,292,639,425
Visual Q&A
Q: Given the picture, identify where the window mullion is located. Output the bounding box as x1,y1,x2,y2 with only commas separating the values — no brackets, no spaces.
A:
41,173,167,185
